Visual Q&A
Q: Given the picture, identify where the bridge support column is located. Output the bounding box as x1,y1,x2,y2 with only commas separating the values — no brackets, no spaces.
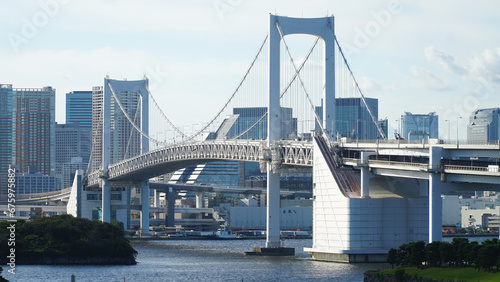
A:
101,180,111,223
429,147,443,243
266,171,281,248
166,187,175,228
140,181,150,235
154,189,160,208
361,167,369,198
195,191,204,209
360,151,371,198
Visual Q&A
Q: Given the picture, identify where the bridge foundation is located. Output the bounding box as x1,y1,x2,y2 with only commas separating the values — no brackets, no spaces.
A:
305,137,428,262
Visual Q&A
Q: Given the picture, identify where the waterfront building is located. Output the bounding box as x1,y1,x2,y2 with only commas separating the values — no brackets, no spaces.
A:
66,91,92,129
467,108,500,143
401,112,438,141
16,166,57,194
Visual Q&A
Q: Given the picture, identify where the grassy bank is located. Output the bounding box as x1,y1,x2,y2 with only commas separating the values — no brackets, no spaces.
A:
378,266,500,281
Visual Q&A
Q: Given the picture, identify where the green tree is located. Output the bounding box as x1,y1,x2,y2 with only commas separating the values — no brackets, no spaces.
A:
439,241,455,267
409,241,426,268
451,238,469,266
476,245,497,272
387,248,398,268
397,244,409,266
426,241,442,266
467,241,480,267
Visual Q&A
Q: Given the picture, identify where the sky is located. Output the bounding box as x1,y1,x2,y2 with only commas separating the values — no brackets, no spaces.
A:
1,0,500,140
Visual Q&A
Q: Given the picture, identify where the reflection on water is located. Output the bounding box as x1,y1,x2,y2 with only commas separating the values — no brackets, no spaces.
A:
10,239,391,282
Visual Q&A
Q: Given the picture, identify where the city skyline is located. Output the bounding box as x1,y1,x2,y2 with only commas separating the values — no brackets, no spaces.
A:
1,1,500,140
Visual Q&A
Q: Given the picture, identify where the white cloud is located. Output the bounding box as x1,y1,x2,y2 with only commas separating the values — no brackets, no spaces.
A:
407,66,452,91
425,46,466,75
358,76,395,92
468,48,500,84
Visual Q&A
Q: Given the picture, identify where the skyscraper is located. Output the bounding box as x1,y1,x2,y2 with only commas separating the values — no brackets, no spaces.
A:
467,108,500,143
316,97,379,140
377,118,388,139
91,78,149,171
14,86,56,176
55,123,91,186
0,85,14,197
214,107,296,140
66,91,92,129
402,112,438,141
0,84,55,198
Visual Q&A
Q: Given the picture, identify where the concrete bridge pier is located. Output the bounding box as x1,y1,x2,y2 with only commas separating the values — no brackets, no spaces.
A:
101,179,111,223
360,151,373,198
429,147,443,243
165,187,175,228
266,171,281,248
140,180,150,235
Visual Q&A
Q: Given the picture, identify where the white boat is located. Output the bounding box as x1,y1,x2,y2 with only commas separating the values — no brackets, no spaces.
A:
216,230,237,239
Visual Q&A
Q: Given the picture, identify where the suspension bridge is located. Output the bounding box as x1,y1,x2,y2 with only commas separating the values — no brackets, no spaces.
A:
77,15,500,261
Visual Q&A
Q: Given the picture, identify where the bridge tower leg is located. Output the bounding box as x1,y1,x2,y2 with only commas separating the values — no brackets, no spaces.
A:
140,180,150,235
265,14,283,249
429,147,443,243
101,78,112,223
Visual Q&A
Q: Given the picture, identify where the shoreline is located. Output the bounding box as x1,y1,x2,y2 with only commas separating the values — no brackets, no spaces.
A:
127,235,312,240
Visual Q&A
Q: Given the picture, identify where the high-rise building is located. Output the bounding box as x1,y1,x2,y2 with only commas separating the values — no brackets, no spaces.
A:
55,123,91,186
377,119,388,139
467,108,500,143
0,84,55,198
315,97,379,140
214,107,296,140
66,91,92,129
402,112,438,141
14,86,56,176
0,85,14,197
91,78,149,171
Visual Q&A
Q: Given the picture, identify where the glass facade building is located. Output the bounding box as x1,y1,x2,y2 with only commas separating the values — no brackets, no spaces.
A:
55,123,91,187
66,91,92,129
402,112,438,141
315,97,379,140
467,108,500,143
0,85,14,198
215,107,296,140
